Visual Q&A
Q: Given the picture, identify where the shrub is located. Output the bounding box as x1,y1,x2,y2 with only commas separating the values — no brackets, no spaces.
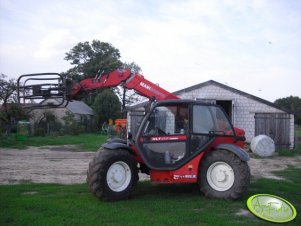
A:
34,127,46,136
62,112,84,135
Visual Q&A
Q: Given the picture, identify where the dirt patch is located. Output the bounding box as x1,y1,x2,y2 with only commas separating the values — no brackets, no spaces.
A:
235,208,254,217
0,146,150,184
0,146,300,185
0,146,94,184
248,154,301,180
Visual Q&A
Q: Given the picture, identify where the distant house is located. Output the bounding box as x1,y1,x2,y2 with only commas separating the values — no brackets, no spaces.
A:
127,80,295,149
30,99,94,127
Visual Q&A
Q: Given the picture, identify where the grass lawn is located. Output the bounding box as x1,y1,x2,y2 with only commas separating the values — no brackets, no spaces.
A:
1,167,300,226
0,133,107,151
278,143,301,156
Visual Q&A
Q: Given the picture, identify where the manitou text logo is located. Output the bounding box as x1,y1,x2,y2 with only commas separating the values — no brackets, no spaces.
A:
140,82,152,90
139,82,165,98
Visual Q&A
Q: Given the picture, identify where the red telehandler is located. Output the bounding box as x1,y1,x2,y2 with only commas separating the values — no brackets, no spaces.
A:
17,69,250,201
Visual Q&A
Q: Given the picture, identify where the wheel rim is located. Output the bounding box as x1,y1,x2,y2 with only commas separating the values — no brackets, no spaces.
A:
106,161,132,192
207,161,234,191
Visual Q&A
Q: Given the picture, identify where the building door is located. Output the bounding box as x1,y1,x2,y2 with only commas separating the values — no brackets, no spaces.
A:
216,100,233,122
254,113,290,148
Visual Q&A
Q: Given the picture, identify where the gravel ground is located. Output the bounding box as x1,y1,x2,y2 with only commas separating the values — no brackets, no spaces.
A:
0,146,300,185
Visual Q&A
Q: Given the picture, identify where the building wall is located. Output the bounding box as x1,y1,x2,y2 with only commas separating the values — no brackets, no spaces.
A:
30,108,68,126
176,84,294,149
290,115,295,149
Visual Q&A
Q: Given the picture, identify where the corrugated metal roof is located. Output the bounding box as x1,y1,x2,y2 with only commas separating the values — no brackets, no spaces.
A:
66,100,94,115
39,99,93,115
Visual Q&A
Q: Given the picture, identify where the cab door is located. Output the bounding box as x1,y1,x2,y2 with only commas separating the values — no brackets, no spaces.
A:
136,103,189,170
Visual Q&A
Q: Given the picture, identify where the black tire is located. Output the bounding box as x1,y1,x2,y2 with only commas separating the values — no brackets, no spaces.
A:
87,148,138,201
199,150,250,200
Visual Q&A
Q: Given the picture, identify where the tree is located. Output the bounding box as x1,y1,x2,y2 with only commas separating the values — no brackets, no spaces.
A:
63,40,144,120
274,96,301,126
64,40,123,81
122,62,141,73
61,111,84,135
115,62,145,112
0,73,17,109
92,89,121,127
0,103,30,136
0,74,28,136
34,110,57,135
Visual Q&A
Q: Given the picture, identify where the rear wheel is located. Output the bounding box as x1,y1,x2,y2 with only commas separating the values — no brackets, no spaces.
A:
87,148,138,201
199,150,250,200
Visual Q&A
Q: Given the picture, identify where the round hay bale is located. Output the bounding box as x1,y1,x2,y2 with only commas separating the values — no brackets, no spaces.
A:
250,135,275,157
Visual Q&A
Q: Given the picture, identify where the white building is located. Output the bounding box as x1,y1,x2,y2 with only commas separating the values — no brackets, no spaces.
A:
128,80,295,149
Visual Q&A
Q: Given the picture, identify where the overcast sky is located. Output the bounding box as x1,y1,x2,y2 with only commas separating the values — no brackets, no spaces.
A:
1,0,300,102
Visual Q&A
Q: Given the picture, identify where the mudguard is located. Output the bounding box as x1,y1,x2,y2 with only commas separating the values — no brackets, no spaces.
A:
102,141,133,152
215,143,250,161
107,138,127,144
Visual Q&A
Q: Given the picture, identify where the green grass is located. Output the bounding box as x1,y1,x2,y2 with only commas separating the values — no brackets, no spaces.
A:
278,144,301,157
1,168,300,226
0,133,107,151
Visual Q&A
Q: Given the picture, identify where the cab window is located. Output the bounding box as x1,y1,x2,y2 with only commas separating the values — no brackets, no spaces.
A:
142,104,189,136
192,105,234,135
193,105,214,134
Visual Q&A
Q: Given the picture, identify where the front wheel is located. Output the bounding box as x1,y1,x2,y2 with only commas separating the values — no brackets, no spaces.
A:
87,148,138,201
199,150,250,200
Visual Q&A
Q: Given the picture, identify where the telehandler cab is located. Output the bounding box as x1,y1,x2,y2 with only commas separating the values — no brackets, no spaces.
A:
17,69,250,201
